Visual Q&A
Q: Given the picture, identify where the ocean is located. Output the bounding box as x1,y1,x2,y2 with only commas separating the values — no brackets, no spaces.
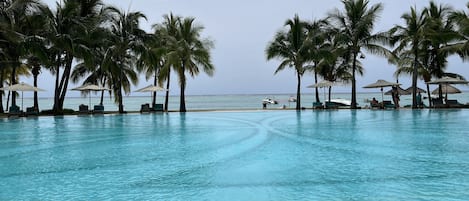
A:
2,92,468,112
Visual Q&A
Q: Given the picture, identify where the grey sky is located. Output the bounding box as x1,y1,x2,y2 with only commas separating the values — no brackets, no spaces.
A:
29,0,469,97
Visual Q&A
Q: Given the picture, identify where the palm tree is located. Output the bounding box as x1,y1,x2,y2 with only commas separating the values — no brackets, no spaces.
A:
0,0,44,108
136,30,168,107
422,2,458,99
304,18,329,103
41,0,112,114
389,6,427,108
317,28,355,103
266,14,310,110
329,0,388,109
157,13,180,112
102,8,147,113
167,17,214,112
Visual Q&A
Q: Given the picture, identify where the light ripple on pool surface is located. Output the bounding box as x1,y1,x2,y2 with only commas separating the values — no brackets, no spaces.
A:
1,110,469,200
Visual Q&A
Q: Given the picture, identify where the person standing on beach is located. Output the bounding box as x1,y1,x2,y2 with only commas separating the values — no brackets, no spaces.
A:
391,86,400,109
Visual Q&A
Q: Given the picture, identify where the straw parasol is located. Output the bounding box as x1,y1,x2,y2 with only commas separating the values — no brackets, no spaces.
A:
71,84,110,107
427,77,468,100
307,80,335,106
431,84,461,95
404,86,426,94
0,82,45,111
134,85,167,103
363,79,401,103
384,86,410,95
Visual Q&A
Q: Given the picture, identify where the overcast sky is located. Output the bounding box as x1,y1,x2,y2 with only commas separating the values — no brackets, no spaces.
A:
31,0,469,97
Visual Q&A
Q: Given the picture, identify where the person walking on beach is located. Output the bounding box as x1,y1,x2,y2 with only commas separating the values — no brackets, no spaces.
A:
391,86,400,109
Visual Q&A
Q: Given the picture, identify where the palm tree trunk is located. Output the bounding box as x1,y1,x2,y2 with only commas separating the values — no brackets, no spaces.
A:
164,70,171,112
0,69,4,113
411,53,418,109
180,68,186,112
426,83,432,107
314,70,320,103
57,56,73,112
33,67,39,110
351,53,357,109
152,71,157,106
53,56,61,113
10,65,17,107
296,72,301,110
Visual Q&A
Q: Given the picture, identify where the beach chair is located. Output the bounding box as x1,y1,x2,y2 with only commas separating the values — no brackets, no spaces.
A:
152,104,164,112
432,99,446,108
382,101,395,109
313,102,323,109
446,100,463,108
325,101,339,109
370,102,381,109
79,104,90,114
140,103,151,113
8,105,22,117
93,105,104,114
26,107,39,116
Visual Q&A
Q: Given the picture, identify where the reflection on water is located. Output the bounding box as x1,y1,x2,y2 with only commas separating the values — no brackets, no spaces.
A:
1,110,469,200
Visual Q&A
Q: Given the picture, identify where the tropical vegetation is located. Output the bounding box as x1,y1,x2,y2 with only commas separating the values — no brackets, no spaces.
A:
267,0,469,110
0,0,214,114
2,0,469,113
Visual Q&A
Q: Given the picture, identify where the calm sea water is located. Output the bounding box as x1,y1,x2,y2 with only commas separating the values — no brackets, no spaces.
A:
1,110,469,200
3,92,468,111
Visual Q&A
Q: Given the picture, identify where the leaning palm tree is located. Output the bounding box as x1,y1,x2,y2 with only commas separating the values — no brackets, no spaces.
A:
266,14,310,110
389,6,427,108
166,17,214,112
329,0,389,109
40,0,107,114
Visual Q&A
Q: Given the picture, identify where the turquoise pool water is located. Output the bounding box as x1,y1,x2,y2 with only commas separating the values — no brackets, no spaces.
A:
1,110,469,200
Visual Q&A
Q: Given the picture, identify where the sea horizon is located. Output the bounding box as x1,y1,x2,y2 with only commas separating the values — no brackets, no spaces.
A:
3,92,468,112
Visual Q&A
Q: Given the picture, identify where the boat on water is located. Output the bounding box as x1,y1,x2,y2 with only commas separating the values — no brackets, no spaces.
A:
327,98,351,106
288,96,297,102
262,98,278,104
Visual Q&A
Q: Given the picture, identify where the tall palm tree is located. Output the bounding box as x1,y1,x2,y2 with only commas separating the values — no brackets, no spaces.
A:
422,2,458,99
136,30,167,107
329,0,388,109
167,17,214,112
389,6,427,108
305,18,329,103
157,13,180,112
0,0,44,108
102,8,147,113
318,27,355,103
266,14,310,110
40,0,106,114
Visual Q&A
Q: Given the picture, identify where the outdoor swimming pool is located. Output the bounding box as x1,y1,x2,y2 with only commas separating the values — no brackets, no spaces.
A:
1,110,469,200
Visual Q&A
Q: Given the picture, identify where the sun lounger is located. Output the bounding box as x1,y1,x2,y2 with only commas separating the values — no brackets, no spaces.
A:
140,103,151,113
8,105,22,117
432,99,446,108
26,107,39,116
382,101,395,109
325,101,339,109
93,105,104,114
446,100,463,108
152,104,164,112
370,102,381,109
78,104,90,114
313,102,323,109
